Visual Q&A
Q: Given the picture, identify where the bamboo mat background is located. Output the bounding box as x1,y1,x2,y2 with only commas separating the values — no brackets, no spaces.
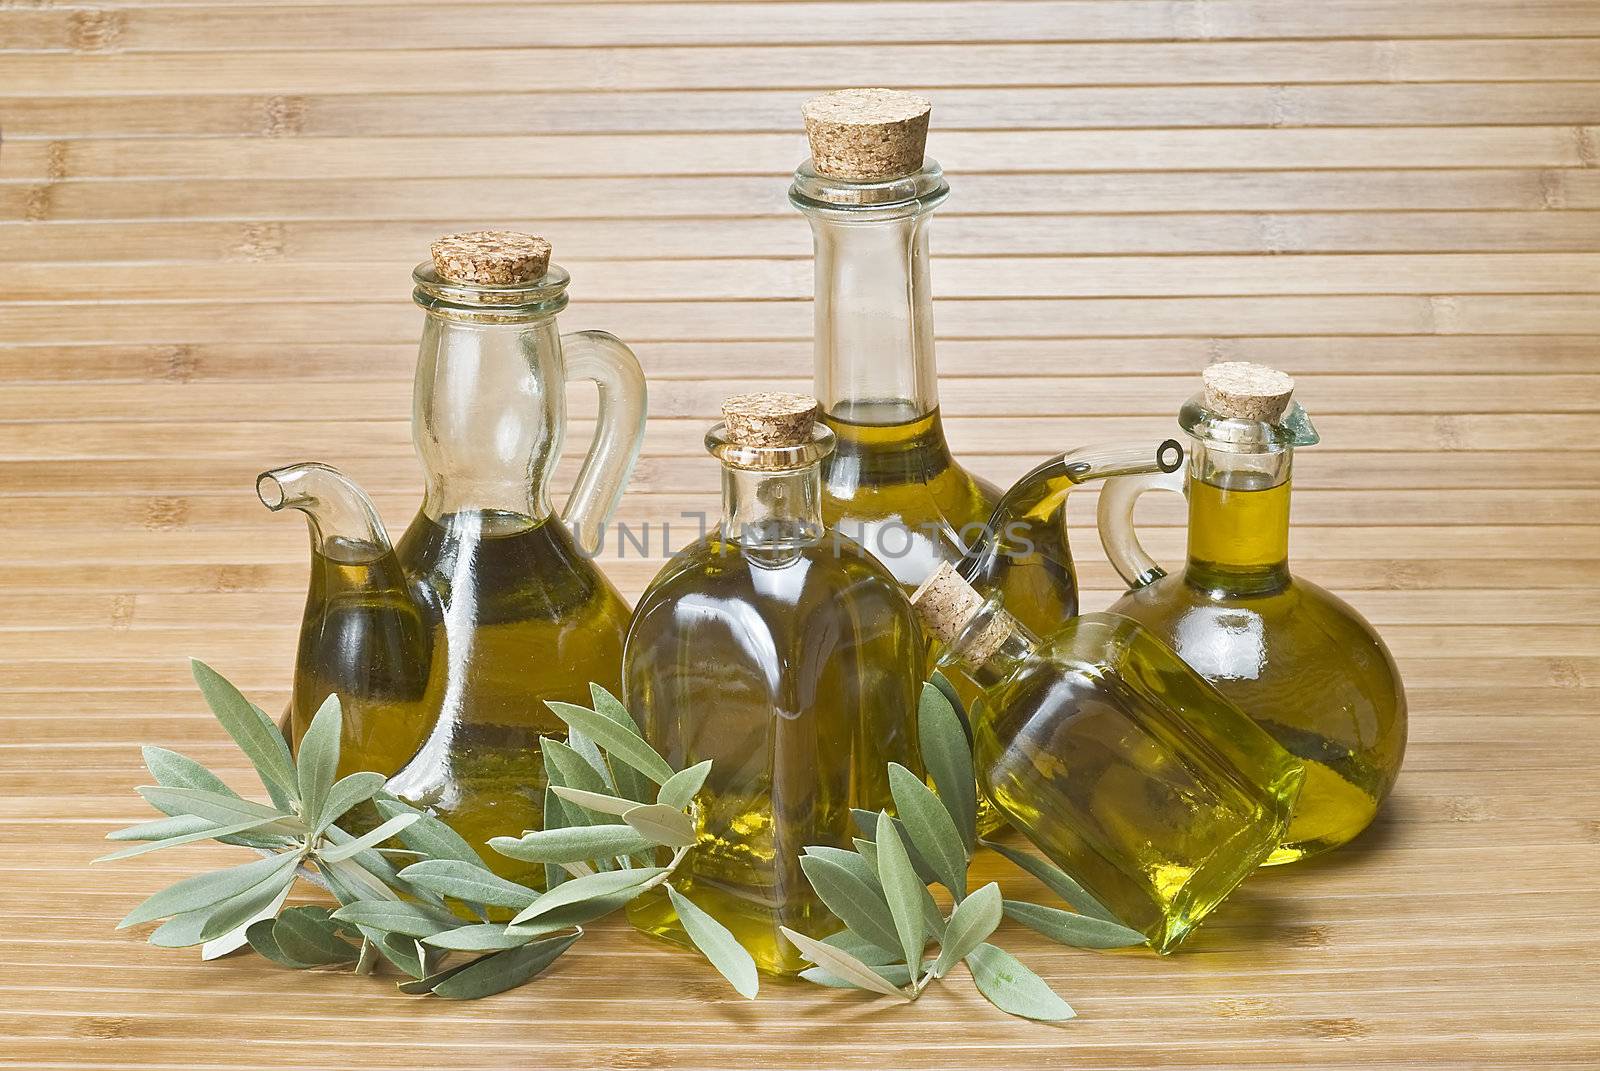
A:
3,2,1599,1068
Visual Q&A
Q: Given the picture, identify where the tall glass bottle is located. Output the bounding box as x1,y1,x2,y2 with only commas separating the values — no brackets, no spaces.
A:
790,90,1079,630
1098,363,1406,863
260,232,647,882
913,564,1303,953
623,393,923,974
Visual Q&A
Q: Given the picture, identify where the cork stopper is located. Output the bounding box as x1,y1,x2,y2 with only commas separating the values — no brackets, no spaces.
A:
430,231,551,286
910,563,1011,665
1202,362,1296,423
721,392,819,448
802,89,932,181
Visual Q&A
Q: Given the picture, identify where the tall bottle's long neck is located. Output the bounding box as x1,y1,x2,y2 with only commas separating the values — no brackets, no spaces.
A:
1184,442,1293,593
720,463,824,547
808,210,939,425
413,314,563,522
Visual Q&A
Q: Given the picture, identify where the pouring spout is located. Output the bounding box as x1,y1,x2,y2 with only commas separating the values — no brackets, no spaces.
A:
257,462,393,559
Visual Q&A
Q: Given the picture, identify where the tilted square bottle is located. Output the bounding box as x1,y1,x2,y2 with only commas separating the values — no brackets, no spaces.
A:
622,393,923,974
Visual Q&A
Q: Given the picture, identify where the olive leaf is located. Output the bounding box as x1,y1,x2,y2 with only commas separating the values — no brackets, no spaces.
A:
545,700,674,785
918,679,978,853
886,762,967,901
397,859,539,911
1002,900,1147,950
294,694,343,827
781,926,910,1000
796,853,901,956
314,772,386,836
508,867,667,926
979,838,1125,925
622,803,697,848
424,924,542,953
189,659,298,810
873,811,929,972
666,885,758,1000
965,943,1076,1022
549,785,639,818
657,759,712,811
318,812,419,863
430,932,583,1000
490,825,654,864
931,883,1001,977
373,796,484,867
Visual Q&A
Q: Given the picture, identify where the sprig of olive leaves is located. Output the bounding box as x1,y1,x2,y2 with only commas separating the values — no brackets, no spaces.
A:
99,661,757,1000
781,675,1147,1022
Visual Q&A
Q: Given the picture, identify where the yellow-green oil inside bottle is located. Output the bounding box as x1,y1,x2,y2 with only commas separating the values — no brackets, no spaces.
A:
974,613,1303,953
287,538,434,783
819,404,1080,835
1110,473,1406,863
622,534,922,974
379,510,631,886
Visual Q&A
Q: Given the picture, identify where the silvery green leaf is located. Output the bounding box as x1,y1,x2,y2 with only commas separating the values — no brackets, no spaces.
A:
848,838,944,939
271,906,362,965
294,693,342,827
932,882,1002,977
565,728,616,792
397,960,473,995
314,771,385,835
317,812,419,863
887,762,968,901
95,816,287,862
964,942,1076,1022
508,867,665,925
504,889,636,938
190,659,298,809
319,824,419,899
656,759,712,811
1002,900,1147,950
980,838,1122,925
431,931,582,1000
202,876,295,959
797,854,900,956
666,884,758,999
106,813,216,842
247,917,313,969
542,738,610,806
330,900,453,939
136,785,293,830
545,700,674,785
378,933,427,979
489,825,653,864
584,686,654,802
540,787,571,890
918,679,978,854
120,851,299,929
820,928,901,967
424,923,538,953
851,809,938,885
373,796,484,867
780,926,909,1000
549,785,638,818
587,684,645,737
928,670,968,731
799,962,916,989
139,748,291,850
144,857,299,948
623,803,697,848
398,859,538,911
872,811,929,971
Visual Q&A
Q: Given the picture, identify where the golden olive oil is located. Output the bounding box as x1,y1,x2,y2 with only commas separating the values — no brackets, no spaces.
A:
623,531,922,974
384,510,631,885
1111,472,1405,863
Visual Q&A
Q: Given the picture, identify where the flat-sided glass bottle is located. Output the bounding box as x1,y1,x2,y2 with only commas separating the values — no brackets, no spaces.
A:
623,393,923,974
913,564,1304,953
1098,363,1406,863
260,232,647,881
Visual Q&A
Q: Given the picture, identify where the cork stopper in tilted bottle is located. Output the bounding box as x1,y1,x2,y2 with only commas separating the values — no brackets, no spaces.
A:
802,88,933,181
1202,362,1296,423
430,230,552,286
910,562,1012,665
721,391,819,448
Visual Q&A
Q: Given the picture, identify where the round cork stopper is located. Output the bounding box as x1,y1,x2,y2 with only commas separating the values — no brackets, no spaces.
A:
721,392,818,448
430,231,552,286
802,89,932,181
910,562,1011,664
1202,362,1296,422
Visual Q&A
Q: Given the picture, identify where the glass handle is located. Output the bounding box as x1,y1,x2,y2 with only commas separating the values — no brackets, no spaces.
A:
559,330,648,557
1096,468,1187,590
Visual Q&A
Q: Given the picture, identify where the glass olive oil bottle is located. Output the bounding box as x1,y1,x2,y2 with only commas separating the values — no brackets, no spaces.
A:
260,232,647,884
912,563,1304,954
623,393,923,975
1098,363,1406,863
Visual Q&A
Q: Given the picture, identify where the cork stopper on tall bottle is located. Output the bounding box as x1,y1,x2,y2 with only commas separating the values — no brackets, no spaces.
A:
721,391,819,447
911,562,1012,665
1201,362,1296,422
430,230,552,286
802,88,933,181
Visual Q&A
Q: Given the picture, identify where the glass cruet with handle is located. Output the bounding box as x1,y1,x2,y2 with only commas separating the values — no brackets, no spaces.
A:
258,231,648,882
1096,362,1406,864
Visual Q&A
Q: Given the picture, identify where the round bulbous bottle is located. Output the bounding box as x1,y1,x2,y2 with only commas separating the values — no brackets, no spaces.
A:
1098,363,1406,864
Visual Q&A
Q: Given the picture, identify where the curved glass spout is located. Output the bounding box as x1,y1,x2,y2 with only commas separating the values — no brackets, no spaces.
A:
958,440,1184,635
257,462,393,559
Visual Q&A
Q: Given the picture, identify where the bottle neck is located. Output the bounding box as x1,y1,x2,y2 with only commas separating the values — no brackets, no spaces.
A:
720,463,825,549
802,204,941,424
1183,440,1293,593
943,601,1040,690
412,312,564,522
